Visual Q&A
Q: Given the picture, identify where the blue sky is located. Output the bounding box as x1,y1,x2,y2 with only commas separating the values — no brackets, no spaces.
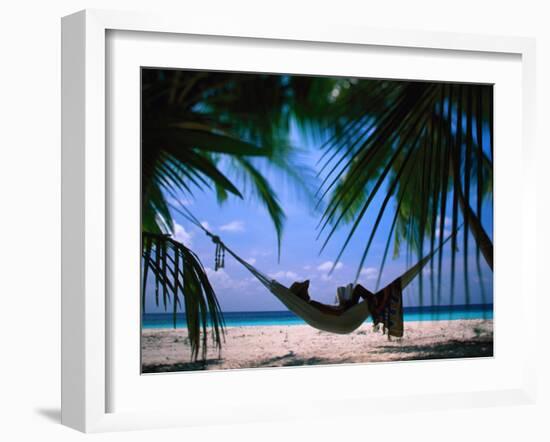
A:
145,121,493,313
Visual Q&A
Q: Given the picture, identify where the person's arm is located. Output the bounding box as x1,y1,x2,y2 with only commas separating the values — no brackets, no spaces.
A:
352,284,378,310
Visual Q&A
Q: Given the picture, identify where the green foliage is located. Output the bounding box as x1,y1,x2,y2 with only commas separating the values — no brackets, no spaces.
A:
141,70,326,357
142,232,225,361
141,70,323,245
315,80,493,303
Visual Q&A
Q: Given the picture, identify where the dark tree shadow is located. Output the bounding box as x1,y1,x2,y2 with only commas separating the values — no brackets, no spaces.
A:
142,352,355,372
250,351,354,368
372,339,493,360
142,358,223,373
141,339,493,373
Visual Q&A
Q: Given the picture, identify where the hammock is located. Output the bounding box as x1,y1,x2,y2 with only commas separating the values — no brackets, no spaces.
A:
173,203,456,335
221,245,371,334
216,236,450,335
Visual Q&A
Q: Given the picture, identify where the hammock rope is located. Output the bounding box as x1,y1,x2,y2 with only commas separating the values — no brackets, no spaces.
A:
169,202,274,285
168,202,457,335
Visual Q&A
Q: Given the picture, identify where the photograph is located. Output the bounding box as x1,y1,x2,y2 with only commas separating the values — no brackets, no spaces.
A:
140,69,494,373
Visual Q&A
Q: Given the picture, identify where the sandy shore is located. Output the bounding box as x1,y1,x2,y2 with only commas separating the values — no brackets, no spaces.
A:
141,319,493,373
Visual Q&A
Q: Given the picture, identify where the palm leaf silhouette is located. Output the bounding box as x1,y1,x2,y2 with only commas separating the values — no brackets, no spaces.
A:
141,70,328,358
315,80,493,304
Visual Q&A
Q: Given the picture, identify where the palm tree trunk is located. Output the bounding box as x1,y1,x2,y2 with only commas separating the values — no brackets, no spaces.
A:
455,184,493,271
450,155,493,271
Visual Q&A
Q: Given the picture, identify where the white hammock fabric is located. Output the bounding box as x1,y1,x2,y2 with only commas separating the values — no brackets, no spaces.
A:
270,282,371,334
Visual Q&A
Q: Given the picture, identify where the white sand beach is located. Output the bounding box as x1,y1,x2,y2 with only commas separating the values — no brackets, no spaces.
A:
141,319,493,373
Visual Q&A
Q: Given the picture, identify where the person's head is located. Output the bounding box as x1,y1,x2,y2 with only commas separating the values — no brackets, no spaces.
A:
289,280,310,301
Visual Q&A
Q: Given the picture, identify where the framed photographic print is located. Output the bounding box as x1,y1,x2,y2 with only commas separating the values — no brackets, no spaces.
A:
61,9,537,432
139,68,494,374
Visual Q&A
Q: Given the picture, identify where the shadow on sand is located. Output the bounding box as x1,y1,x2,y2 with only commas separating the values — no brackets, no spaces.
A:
249,351,354,368
142,339,493,373
372,339,493,360
142,358,223,373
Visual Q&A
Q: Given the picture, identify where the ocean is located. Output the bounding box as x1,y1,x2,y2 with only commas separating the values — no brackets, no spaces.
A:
142,304,493,329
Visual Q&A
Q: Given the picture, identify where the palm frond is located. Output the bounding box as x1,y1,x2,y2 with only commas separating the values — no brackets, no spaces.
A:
142,232,225,361
231,157,286,260
314,80,493,301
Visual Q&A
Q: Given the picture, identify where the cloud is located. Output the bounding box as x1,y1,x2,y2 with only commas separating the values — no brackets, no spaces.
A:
220,220,245,232
360,267,378,280
250,248,272,257
205,267,231,287
303,265,312,270
433,216,453,240
436,215,452,227
201,221,212,231
245,257,257,265
205,267,252,291
433,216,453,239
317,261,343,272
435,227,452,240
269,270,300,281
173,223,193,246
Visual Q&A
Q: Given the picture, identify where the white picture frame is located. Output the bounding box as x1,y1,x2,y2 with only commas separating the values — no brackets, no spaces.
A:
61,9,537,433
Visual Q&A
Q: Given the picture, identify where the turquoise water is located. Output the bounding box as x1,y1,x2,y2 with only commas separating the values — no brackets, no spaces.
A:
142,304,493,329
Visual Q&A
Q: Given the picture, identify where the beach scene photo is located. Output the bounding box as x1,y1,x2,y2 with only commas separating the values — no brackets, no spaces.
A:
141,69,493,373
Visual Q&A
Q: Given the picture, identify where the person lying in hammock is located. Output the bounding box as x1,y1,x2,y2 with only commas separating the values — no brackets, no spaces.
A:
289,280,380,316
289,278,404,337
